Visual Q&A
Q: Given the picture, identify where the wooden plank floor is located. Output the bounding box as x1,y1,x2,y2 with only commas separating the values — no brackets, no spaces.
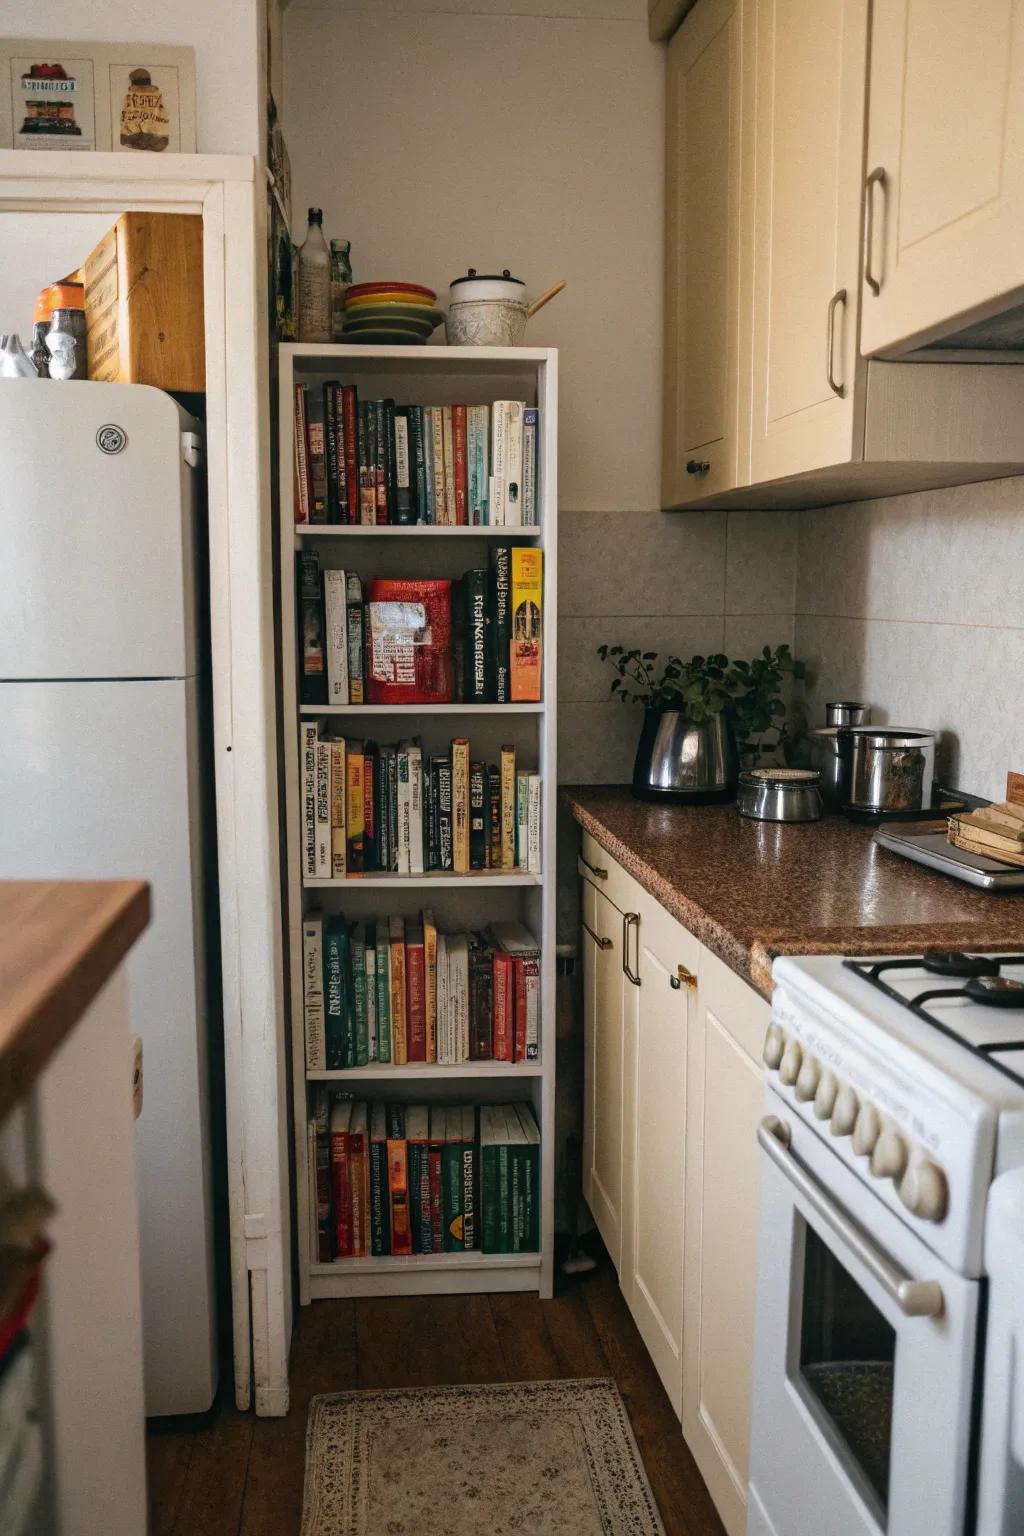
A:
147,1261,726,1536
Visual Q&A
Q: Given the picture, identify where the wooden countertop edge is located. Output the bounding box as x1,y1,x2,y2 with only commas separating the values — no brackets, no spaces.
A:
0,880,151,1122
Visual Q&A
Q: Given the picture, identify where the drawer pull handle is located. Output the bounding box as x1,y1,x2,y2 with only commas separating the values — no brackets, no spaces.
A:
686,459,710,476
623,912,641,986
580,855,608,880
582,920,612,951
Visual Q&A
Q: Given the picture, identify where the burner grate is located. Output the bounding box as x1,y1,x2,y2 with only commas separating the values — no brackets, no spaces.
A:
843,955,1024,1090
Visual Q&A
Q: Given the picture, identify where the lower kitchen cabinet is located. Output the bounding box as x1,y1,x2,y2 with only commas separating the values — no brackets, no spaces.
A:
620,890,697,1417
682,944,768,1536
580,845,770,1536
581,869,634,1271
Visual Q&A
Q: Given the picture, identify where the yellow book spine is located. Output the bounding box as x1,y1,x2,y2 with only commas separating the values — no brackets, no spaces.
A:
389,917,408,1064
329,740,347,878
452,738,470,874
346,745,364,871
510,547,542,702
500,745,516,869
422,908,437,1064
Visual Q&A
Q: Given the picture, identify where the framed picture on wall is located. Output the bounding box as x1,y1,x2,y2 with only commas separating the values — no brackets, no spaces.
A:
0,40,196,153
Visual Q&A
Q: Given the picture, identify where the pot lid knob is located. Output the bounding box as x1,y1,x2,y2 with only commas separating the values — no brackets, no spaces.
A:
467,268,477,277
502,269,511,277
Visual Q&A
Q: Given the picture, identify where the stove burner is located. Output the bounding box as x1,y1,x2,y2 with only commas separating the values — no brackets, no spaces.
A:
965,975,1024,1008
922,949,1001,979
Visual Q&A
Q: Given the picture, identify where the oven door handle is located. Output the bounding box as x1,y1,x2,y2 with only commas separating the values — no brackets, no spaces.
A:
759,1116,945,1319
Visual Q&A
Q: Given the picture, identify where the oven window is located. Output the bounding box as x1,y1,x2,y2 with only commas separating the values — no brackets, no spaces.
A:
799,1224,897,1515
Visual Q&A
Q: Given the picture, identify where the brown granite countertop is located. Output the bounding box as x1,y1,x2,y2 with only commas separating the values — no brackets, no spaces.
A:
0,880,150,1122
564,786,1024,999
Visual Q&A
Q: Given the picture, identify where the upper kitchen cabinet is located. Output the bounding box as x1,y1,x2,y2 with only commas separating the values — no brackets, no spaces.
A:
862,0,1024,355
662,0,745,507
746,0,867,484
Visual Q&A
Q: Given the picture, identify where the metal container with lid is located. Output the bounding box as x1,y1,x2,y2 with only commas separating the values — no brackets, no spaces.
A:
736,767,823,822
846,727,937,812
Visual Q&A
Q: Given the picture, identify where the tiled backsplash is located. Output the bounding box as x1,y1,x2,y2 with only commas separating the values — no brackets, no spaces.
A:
557,508,796,783
795,477,1024,802
559,477,1023,800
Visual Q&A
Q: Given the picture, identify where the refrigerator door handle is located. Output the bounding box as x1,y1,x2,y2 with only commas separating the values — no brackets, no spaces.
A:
182,432,204,469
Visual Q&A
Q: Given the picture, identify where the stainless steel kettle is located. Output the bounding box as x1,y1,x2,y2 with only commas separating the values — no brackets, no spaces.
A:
632,709,738,802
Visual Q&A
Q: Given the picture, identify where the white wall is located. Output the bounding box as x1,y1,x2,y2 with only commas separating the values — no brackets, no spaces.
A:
3,0,264,155
0,211,113,336
282,1,665,512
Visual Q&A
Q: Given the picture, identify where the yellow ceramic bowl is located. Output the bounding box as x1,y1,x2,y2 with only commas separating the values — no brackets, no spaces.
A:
344,290,436,309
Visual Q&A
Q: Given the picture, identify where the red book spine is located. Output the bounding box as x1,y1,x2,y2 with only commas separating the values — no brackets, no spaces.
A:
453,404,468,525
493,952,514,1061
342,385,358,523
512,956,527,1063
348,1132,366,1258
331,1130,352,1257
387,1139,412,1256
365,578,453,705
407,939,426,1061
429,1144,443,1253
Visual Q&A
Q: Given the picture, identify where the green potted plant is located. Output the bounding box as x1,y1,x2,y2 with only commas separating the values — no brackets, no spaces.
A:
597,643,805,801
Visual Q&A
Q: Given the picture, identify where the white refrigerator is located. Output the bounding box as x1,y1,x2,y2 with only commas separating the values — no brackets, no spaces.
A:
0,379,219,1417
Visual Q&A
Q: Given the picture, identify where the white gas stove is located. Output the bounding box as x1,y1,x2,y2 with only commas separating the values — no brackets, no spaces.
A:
748,949,1024,1536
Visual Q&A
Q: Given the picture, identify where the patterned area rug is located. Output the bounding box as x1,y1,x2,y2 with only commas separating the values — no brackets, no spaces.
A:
301,1377,666,1536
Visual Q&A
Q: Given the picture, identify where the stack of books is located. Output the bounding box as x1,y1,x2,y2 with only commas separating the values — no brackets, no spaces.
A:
947,800,1024,866
294,385,540,526
300,730,542,878
302,914,540,1068
307,1093,540,1260
297,548,543,707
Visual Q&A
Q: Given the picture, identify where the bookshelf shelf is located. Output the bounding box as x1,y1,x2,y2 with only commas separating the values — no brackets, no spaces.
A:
303,872,542,890
306,1062,543,1082
279,343,557,1306
295,525,542,539
299,703,544,717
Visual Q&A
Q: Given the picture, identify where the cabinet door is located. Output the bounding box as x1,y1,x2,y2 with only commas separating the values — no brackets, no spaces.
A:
747,0,868,483
620,891,696,1417
581,878,628,1269
862,0,1024,354
662,0,745,507
682,947,768,1536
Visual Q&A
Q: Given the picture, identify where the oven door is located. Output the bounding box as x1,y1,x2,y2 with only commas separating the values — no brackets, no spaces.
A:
748,1096,979,1536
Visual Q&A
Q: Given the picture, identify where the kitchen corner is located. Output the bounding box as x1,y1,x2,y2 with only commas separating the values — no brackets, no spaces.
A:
564,785,1024,999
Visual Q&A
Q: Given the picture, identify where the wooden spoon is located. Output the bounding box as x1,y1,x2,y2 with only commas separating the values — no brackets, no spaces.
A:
526,280,567,319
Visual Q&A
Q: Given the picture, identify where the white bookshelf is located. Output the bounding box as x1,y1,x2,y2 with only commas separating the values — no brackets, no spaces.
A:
278,344,558,1303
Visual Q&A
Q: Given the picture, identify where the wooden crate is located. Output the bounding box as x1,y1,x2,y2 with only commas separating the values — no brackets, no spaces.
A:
84,212,205,391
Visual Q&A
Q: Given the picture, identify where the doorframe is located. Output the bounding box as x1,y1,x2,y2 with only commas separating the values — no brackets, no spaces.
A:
0,150,291,1416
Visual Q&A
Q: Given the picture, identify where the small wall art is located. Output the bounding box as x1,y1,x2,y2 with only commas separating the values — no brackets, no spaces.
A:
0,41,196,154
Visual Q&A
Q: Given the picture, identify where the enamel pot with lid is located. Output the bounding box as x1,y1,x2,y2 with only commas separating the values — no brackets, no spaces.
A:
446,269,565,346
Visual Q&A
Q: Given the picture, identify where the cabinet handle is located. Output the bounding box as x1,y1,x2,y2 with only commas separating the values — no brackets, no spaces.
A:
582,919,612,951
826,287,847,397
580,854,608,880
672,964,697,991
686,459,710,476
622,912,641,986
864,166,887,296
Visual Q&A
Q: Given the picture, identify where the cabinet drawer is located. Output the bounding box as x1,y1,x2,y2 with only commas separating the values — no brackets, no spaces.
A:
698,943,770,1067
578,831,645,918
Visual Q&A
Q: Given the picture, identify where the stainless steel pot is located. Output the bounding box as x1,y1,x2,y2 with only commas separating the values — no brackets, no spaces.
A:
632,709,738,801
736,768,823,822
846,727,937,812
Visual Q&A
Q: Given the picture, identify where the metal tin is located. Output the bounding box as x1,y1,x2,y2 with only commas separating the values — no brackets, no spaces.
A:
825,701,869,727
736,768,823,822
846,727,937,812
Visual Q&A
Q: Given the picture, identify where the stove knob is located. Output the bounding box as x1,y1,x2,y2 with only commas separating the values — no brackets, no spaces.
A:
779,1039,803,1086
830,1085,859,1137
852,1102,882,1157
870,1126,908,1181
763,1024,785,1071
814,1070,839,1120
899,1158,949,1223
795,1056,821,1102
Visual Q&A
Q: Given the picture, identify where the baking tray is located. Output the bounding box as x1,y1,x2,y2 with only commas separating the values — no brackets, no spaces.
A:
874,827,1024,890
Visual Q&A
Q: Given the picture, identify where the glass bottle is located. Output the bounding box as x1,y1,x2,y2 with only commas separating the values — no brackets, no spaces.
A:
297,207,330,343
329,239,352,341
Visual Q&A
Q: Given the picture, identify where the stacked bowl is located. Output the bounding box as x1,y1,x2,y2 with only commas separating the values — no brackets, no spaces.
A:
341,282,444,345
